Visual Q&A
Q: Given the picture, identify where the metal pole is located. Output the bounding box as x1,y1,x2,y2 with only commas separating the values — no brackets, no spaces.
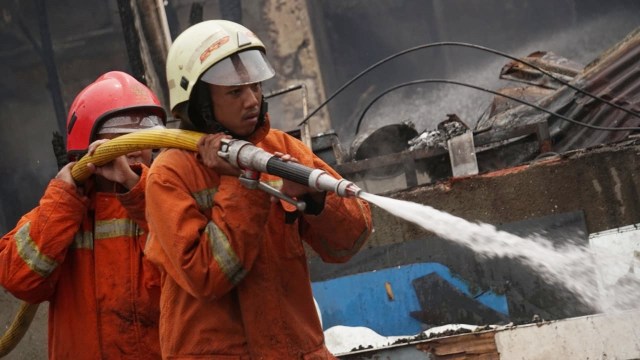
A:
35,0,66,134
116,0,146,84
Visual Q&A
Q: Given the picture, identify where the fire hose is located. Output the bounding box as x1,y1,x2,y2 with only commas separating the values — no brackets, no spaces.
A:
0,302,39,357
1,128,361,357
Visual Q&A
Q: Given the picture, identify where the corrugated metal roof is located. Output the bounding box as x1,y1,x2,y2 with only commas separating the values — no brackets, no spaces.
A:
475,27,640,154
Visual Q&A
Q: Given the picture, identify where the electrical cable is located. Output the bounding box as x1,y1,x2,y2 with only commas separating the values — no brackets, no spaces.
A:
354,79,640,135
297,42,640,128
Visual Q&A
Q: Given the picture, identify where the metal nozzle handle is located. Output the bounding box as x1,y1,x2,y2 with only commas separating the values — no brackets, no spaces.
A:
256,182,306,212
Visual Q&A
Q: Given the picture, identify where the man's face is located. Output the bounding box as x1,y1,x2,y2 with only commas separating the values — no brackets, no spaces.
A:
209,82,262,137
94,111,164,167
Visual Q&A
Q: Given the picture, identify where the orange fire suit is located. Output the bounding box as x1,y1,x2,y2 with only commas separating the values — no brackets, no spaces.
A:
0,164,161,360
144,117,372,359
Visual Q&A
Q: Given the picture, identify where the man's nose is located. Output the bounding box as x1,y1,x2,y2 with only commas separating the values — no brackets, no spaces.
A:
242,87,259,108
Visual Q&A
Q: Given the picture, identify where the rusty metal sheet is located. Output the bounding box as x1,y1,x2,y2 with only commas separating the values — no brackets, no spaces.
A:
475,86,555,125
499,50,583,89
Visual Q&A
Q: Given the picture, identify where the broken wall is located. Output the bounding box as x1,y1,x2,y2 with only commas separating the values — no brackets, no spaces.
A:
310,137,640,334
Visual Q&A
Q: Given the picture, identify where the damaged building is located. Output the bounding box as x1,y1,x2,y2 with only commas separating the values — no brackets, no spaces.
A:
311,22,640,360
1,1,639,359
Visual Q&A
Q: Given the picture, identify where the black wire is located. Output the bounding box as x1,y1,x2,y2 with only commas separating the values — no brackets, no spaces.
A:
298,42,640,127
354,79,640,135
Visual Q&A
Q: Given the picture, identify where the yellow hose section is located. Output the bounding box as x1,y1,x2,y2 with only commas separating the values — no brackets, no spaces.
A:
71,128,206,182
0,302,39,358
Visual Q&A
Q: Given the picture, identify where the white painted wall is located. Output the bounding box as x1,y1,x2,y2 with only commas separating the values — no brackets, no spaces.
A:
495,309,640,360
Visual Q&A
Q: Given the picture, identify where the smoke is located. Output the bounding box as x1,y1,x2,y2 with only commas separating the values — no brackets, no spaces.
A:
0,99,58,233
522,8,640,65
356,8,640,140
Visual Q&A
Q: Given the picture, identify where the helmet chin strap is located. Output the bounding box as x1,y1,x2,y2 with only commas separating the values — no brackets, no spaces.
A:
201,101,227,134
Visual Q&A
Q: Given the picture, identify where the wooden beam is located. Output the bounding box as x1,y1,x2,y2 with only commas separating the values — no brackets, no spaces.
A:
415,331,499,359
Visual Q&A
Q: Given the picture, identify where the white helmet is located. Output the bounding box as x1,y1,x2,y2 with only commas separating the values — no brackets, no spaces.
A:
166,20,275,131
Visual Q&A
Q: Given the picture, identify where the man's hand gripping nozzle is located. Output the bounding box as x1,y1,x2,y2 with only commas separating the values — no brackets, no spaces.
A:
218,139,362,209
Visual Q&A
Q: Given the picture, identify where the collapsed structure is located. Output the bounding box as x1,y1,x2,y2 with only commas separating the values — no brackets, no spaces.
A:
304,28,640,359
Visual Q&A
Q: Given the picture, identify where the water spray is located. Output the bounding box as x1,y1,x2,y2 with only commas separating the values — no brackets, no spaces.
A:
218,139,363,210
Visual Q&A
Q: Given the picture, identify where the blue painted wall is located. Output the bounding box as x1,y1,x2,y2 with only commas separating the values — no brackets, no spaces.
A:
312,262,507,336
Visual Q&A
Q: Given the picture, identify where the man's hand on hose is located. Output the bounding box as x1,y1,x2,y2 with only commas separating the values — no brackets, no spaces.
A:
55,162,78,187
85,139,140,190
55,162,87,198
271,152,326,206
197,133,241,177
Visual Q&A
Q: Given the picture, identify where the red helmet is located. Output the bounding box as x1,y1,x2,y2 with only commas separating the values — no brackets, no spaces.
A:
66,71,166,160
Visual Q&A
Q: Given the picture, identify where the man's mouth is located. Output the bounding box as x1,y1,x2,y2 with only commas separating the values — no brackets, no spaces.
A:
243,112,259,122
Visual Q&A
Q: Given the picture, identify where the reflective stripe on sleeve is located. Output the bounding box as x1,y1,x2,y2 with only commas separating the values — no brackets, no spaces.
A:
192,188,217,211
205,221,247,286
14,222,59,277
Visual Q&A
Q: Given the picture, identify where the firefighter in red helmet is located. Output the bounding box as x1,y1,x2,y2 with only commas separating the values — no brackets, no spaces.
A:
0,71,165,359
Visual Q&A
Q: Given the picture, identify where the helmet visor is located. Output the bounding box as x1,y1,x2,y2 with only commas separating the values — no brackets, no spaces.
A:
200,49,275,86
98,114,165,135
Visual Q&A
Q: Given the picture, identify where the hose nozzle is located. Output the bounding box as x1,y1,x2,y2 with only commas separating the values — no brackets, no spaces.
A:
310,170,361,197
345,183,363,198
219,138,360,198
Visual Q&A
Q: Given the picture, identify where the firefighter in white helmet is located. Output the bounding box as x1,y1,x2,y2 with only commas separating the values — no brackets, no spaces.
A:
144,20,372,359
166,19,274,136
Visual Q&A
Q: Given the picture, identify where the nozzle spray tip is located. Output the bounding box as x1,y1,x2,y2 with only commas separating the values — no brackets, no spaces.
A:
346,183,363,198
